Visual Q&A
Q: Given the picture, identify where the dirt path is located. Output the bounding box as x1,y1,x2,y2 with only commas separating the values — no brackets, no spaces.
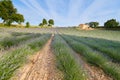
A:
12,34,63,80
74,53,113,80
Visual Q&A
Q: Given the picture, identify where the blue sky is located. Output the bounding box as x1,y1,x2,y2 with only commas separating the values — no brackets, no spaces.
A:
12,0,120,26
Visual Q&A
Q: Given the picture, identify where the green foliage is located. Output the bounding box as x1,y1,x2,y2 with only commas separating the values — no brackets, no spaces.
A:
0,34,51,80
52,35,86,80
48,19,54,26
39,23,43,26
89,22,99,28
28,34,51,49
0,33,41,50
39,18,54,28
62,35,120,80
0,0,24,26
42,18,47,25
26,22,30,28
104,19,119,28
69,36,120,62
58,28,120,41
11,13,24,24
10,32,31,36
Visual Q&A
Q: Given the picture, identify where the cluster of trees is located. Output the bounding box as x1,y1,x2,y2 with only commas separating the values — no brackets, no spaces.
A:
0,0,24,26
86,22,99,28
104,19,119,28
39,18,54,27
87,19,119,28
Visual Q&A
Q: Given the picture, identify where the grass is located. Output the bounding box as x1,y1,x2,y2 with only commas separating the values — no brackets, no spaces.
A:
66,35,120,62
0,34,51,80
0,33,41,50
58,27,120,41
61,34,120,80
10,32,33,37
52,34,87,80
0,27,120,80
0,27,54,33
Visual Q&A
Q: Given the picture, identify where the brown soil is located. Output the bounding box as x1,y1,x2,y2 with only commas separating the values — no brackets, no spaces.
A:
75,53,113,80
11,34,63,80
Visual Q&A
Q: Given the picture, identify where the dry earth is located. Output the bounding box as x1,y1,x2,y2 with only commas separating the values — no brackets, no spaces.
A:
75,53,113,80
11,34,63,80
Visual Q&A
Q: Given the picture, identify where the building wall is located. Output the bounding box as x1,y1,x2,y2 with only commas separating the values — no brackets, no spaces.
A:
79,24,90,29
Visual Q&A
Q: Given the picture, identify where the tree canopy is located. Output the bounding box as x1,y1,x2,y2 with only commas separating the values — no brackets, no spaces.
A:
42,18,47,25
0,0,24,26
26,22,30,28
39,23,43,26
48,19,54,26
11,13,24,24
39,18,54,27
104,19,119,28
89,22,99,28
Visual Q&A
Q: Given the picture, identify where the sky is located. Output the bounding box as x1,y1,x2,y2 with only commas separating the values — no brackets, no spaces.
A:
12,0,120,27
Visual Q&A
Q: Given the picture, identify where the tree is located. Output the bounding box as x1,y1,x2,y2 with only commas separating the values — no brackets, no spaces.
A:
0,0,24,26
11,13,24,24
39,23,43,26
48,19,54,26
104,19,119,28
42,18,47,26
89,22,99,28
26,22,30,28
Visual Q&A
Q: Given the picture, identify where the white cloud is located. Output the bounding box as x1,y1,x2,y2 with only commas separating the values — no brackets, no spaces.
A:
13,0,120,26
68,0,84,19
27,0,49,18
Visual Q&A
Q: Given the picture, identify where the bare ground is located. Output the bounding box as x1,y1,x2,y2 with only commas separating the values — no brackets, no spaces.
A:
11,34,63,80
75,53,113,80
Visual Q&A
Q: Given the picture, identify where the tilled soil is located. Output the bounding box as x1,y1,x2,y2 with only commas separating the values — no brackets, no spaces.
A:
12,34,63,80
75,53,113,80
